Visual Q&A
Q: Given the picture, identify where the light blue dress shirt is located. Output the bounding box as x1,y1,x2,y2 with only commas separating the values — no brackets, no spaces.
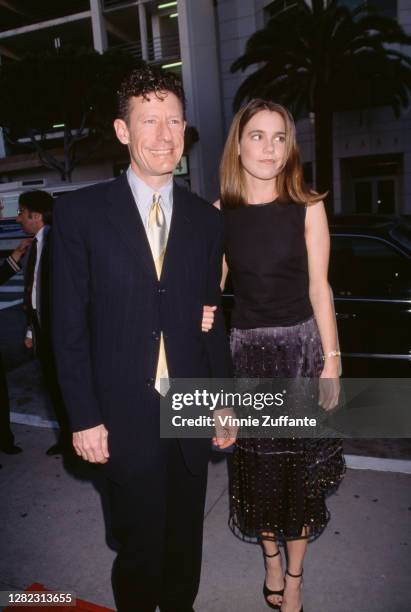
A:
126,166,173,232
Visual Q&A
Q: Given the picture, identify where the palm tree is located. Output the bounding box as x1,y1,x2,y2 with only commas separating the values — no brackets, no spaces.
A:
231,0,411,212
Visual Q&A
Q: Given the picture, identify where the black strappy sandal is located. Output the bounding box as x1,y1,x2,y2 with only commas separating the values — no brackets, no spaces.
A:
281,569,303,612
263,549,284,610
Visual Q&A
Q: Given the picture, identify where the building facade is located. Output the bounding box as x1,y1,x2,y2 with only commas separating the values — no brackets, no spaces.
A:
216,0,411,215
0,0,224,202
1,0,411,213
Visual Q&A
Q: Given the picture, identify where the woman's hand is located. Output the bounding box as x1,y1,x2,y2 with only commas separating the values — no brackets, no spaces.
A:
319,359,341,411
201,305,216,332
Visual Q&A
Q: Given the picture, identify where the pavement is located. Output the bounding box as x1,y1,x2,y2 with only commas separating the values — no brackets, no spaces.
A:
0,305,410,612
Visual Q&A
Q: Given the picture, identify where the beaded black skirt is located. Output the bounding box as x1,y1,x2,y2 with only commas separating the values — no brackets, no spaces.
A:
229,316,346,543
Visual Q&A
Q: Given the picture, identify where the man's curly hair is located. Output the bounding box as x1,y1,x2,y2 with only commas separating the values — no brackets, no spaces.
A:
117,65,186,122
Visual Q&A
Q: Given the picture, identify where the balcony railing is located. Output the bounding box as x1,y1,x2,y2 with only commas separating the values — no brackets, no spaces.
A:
103,0,139,11
149,34,180,61
114,33,180,63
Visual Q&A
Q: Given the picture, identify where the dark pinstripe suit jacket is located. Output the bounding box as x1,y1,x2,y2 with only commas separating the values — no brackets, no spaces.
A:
52,173,232,483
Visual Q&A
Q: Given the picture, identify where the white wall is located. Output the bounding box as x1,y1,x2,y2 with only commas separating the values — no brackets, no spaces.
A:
216,0,260,133
3,160,115,186
178,0,225,200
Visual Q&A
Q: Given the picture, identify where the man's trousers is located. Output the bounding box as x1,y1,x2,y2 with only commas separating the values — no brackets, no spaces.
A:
108,438,208,612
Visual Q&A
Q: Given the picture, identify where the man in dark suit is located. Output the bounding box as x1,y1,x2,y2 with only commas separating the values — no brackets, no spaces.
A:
52,66,233,612
16,191,69,455
0,238,31,456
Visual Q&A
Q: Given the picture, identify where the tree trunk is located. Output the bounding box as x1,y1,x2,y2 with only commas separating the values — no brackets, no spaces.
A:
314,102,334,216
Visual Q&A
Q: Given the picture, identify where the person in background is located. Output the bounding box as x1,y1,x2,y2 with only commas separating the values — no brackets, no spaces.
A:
0,238,32,456
16,191,70,456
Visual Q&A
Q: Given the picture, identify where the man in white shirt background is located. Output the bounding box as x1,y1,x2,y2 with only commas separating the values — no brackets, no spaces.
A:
17,191,69,456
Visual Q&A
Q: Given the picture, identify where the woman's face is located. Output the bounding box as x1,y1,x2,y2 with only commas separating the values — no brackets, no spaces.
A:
239,110,287,182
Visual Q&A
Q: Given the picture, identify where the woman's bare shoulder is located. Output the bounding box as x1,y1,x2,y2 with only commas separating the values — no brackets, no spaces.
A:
213,199,221,210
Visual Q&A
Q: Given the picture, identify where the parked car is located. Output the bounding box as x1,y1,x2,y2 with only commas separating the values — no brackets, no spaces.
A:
222,216,411,376
329,216,410,376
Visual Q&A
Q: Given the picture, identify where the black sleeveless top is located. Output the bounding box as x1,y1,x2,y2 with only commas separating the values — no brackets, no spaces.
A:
223,199,313,328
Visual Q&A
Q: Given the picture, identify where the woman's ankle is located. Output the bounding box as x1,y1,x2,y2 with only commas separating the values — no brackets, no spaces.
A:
286,567,303,578
261,535,279,557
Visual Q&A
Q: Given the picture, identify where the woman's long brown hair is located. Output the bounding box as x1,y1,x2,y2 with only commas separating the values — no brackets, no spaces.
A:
220,99,326,208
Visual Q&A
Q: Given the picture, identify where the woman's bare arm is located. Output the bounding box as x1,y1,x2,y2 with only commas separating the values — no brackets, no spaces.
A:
305,201,341,378
213,200,229,291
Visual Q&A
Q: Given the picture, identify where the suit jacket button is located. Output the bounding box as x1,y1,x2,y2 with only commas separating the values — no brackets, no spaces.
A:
146,377,154,386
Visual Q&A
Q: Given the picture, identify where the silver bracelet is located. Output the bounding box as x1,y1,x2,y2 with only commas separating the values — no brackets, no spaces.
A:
322,350,341,360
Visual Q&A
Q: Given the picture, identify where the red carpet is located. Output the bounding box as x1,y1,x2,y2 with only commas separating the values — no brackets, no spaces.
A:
4,583,115,611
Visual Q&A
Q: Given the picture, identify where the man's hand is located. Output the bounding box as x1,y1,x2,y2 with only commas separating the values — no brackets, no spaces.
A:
212,408,237,449
12,238,33,263
201,305,216,332
73,424,109,464
24,336,33,349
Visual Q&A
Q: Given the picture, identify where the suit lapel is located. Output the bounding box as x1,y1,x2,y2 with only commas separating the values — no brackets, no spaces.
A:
161,183,192,282
105,173,157,278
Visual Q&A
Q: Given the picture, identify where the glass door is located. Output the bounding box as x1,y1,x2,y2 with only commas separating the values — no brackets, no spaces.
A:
354,177,397,215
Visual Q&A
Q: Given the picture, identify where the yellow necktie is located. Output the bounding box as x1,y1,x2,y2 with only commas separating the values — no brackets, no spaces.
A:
148,192,170,396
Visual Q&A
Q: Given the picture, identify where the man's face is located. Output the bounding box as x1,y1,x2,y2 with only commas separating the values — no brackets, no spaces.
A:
16,207,43,235
114,91,186,186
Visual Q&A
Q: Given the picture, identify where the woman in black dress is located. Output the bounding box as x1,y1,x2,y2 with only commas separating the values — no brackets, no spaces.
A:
215,99,345,612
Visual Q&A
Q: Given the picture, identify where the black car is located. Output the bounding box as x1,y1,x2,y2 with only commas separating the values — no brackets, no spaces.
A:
222,216,411,376
329,216,411,376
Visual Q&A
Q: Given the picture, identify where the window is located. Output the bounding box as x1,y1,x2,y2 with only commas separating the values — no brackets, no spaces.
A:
0,195,19,219
354,182,372,214
368,0,397,18
341,0,397,18
354,179,396,215
349,237,399,260
341,154,402,215
390,226,411,254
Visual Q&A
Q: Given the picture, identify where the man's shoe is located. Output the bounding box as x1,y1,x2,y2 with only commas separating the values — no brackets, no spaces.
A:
0,443,23,455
